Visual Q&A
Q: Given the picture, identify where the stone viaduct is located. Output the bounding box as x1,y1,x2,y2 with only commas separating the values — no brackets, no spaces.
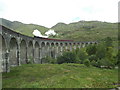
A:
0,25,97,72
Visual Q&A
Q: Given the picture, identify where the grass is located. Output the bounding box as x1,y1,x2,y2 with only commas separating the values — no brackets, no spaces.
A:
2,63,118,88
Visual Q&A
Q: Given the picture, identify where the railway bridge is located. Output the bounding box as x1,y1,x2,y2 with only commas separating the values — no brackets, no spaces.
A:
0,25,97,72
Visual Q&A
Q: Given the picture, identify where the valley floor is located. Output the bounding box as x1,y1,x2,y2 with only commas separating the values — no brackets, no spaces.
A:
2,64,118,88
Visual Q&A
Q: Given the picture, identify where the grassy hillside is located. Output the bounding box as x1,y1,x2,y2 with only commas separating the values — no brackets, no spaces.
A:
51,21,118,41
0,18,49,37
2,64,118,88
1,18,118,41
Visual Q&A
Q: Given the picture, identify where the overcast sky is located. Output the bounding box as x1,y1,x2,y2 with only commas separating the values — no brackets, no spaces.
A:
0,0,119,28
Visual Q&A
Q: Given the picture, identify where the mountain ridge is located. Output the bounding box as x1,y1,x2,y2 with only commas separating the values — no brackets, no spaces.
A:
0,18,118,41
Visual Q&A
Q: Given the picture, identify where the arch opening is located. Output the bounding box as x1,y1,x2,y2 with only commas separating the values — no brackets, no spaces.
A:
20,40,27,64
51,42,55,58
41,42,45,59
55,42,59,58
46,42,50,57
9,38,18,66
69,43,72,51
59,43,63,55
64,43,68,51
28,41,33,63
35,41,39,63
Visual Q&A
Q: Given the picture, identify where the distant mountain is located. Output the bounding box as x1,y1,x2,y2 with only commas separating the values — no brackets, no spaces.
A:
0,18,118,41
0,18,49,37
51,21,118,41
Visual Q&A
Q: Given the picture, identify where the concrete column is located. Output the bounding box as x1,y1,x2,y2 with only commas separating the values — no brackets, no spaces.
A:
52,46,55,58
44,45,47,58
54,46,57,59
17,37,21,66
47,46,50,57
5,49,10,72
49,45,52,58
60,46,64,55
50,46,53,58
43,46,46,58
88,42,90,46
70,45,72,51
57,46,59,57
55,46,59,58
40,47,42,64
65,45,68,51
0,36,2,73
26,45,28,64
83,43,85,48
41,47,43,59
38,47,40,63
73,44,76,50
4,39,10,72
47,44,50,57
33,40,35,63
17,43,21,66
78,43,81,49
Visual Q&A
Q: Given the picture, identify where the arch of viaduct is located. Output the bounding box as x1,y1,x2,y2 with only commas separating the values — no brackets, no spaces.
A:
0,25,97,72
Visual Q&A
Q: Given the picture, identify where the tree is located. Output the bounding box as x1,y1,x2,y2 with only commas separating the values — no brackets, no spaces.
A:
86,44,97,56
96,42,106,60
77,48,88,63
116,50,120,65
83,59,90,67
106,47,113,59
57,51,77,64
88,55,97,61
104,37,113,47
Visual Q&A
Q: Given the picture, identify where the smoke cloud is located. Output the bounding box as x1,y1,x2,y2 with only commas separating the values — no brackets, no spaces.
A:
45,29,57,36
33,29,48,38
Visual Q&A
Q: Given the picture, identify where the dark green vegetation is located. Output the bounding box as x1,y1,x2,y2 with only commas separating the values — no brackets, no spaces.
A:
46,37,118,69
2,64,118,88
1,18,118,41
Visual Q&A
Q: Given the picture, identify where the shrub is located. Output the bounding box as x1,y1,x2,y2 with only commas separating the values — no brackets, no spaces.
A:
91,60,98,67
105,47,113,59
41,57,47,63
44,56,57,64
27,60,33,64
116,51,120,65
75,56,81,64
74,48,80,55
88,55,97,62
96,43,106,60
86,45,97,56
83,59,90,67
27,56,33,64
57,51,77,64
96,59,101,68
104,37,113,47
77,49,88,63
97,58,116,69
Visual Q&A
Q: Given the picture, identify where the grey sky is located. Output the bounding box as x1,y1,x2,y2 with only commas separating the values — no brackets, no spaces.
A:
0,0,119,28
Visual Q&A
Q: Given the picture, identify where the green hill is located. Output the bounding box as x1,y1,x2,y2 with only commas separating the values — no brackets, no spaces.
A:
0,18,118,41
51,21,118,41
0,18,49,37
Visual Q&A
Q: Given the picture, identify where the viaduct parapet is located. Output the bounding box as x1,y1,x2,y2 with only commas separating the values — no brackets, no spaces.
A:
0,25,97,72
